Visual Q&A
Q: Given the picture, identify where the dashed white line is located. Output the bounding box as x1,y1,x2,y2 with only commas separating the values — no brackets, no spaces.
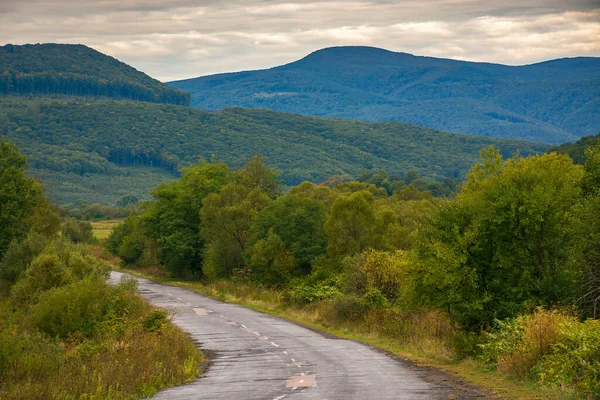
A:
177,297,182,301
241,324,247,329
253,331,260,336
167,293,173,296
273,395,286,400
270,341,279,348
283,351,288,354
291,358,295,362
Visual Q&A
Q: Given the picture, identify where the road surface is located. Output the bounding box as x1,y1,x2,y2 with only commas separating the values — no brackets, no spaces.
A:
110,271,487,400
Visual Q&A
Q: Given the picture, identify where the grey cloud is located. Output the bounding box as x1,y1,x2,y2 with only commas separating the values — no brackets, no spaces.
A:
1,0,599,81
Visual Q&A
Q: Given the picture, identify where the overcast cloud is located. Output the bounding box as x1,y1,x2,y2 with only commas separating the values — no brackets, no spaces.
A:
1,0,599,81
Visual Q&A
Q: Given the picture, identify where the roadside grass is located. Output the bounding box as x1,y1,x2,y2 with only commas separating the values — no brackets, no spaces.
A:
108,262,579,400
90,219,123,240
0,242,205,400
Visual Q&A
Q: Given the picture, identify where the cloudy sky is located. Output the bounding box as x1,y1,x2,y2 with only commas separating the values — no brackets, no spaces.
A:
1,0,599,81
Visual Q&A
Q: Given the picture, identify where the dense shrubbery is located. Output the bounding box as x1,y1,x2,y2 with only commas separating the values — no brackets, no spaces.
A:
0,142,201,399
108,140,600,397
480,310,600,397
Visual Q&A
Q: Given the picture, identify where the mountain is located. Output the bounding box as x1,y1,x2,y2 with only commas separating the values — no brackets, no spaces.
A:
0,96,547,205
0,43,190,105
169,46,600,145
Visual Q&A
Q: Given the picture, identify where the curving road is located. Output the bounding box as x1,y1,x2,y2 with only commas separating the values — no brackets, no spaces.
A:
110,271,487,400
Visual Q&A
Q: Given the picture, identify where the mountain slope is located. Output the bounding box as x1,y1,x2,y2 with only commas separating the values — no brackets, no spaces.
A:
0,96,547,204
0,43,190,105
169,46,600,144
549,133,600,164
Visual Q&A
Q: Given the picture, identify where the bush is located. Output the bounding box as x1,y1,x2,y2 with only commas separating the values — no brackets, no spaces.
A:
0,233,47,294
32,277,109,338
60,218,93,243
145,310,169,332
285,283,340,305
479,309,600,396
330,295,365,321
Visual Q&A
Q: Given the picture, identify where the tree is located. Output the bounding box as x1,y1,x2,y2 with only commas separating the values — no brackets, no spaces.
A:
201,184,270,277
200,158,278,277
251,193,327,275
412,148,584,328
0,140,42,259
324,191,385,261
143,160,228,277
250,230,295,285
576,142,600,317
116,194,139,208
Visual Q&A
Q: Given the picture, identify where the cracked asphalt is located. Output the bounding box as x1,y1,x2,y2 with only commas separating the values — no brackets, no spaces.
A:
110,271,489,400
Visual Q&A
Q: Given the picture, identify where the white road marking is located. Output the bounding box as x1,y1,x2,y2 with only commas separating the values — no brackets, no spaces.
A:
241,324,247,329
291,358,295,362
168,293,173,296
186,302,192,306
273,396,286,400
253,331,260,336
270,341,279,347
283,351,288,354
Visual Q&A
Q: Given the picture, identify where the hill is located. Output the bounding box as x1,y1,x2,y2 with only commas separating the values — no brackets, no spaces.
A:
0,96,547,205
549,133,600,164
169,46,600,145
0,43,190,105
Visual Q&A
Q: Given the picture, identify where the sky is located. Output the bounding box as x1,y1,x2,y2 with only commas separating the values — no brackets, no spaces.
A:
1,0,599,82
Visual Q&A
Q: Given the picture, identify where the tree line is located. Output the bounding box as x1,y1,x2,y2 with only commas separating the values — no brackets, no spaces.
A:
108,141,600,325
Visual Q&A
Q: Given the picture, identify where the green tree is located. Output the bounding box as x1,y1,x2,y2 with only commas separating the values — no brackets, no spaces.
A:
143,160,228,277
0,140,42,259
577,142,600,317
201,184,271,277
250,230,295,285
324,191,386,261
251,194,327,275
412,148,584,328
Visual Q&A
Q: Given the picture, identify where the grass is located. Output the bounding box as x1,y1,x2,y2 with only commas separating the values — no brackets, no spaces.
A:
91,219,123,240
109,263,579,400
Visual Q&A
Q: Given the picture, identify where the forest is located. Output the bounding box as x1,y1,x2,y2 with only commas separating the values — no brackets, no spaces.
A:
0,140,202,398
0,44,190,105
107,137,600,398
1,95,548,205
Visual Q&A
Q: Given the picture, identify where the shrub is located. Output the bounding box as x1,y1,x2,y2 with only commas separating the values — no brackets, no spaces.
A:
60,218,93,243
330,295,365,321
32,277,110,338
285,283,340,305
0,232,47,294
145,310,169,332
479,309,600,396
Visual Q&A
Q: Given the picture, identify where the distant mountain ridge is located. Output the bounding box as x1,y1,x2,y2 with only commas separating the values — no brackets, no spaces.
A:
0,43,190,105
169,46,600,144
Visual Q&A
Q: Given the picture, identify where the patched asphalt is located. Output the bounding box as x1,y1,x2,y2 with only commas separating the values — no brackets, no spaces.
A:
110,271,490,399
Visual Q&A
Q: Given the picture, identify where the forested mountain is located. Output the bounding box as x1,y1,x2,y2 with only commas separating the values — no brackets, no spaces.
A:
170,46,600,145
0,44,190,105
0,96,547,204
549,133,600,164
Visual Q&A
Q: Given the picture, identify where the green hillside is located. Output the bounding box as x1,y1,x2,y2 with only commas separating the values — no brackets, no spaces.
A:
170,46,600,144
1,95,548,205
549,133,600,164
0,44,190,105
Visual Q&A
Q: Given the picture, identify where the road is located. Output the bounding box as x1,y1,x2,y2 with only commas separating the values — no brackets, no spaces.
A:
110,271,487,400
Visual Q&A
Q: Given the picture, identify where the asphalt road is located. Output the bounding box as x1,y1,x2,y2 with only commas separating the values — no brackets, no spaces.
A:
110,271,487,400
